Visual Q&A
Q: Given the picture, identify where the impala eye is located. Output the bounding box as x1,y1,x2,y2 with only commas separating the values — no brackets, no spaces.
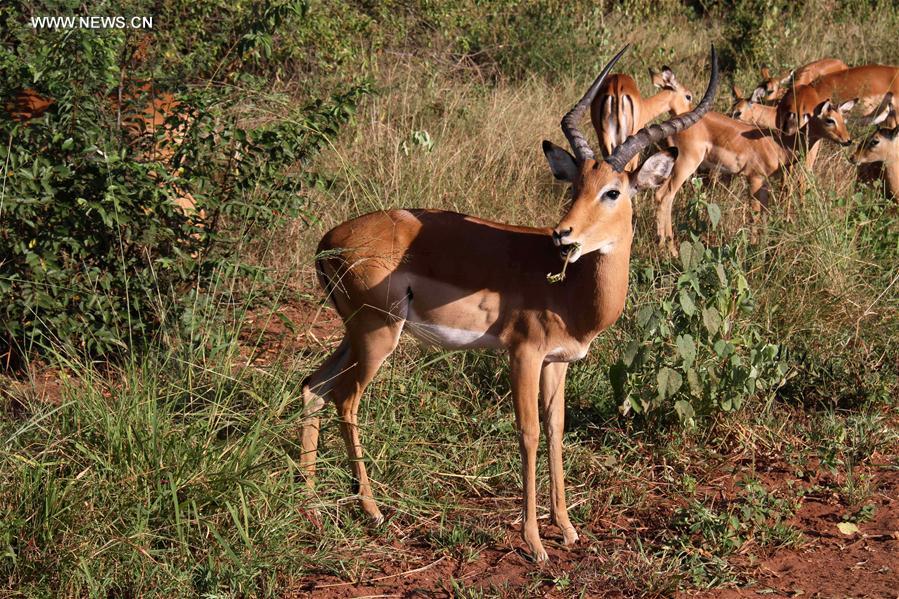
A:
685,94,693,102
605,189,620,201
871,138,880,146
826,118,836,126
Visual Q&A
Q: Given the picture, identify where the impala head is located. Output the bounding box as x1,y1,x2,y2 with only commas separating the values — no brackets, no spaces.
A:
651,66,694,112
777,85,854,140
852,125,899,164
730,85,754,121
750,66,785,103
810,98,856,146
542,45,719,263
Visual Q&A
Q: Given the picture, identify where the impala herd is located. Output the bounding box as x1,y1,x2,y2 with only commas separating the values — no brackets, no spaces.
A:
8,44,895,563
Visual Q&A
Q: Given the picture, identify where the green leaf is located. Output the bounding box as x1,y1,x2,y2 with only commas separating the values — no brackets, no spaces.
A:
679,289,697,316
657,367,683,400
674,399,695,421
706,202,721,229
637,305,654,328
686,368,702,395
676,334,696,367
622,340,640,367
679,241,693,271
702,307,722,335
609,362,628,399
836,522,860,536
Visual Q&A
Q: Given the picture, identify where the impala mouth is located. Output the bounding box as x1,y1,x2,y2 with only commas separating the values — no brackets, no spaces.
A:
559,243,582,263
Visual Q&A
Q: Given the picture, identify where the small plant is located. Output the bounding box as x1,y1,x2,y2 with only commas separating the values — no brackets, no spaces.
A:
610,197,789,424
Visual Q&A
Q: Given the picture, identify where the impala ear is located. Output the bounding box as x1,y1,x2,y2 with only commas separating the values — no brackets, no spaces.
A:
813,99,833,117
631,149,676,191
542,140,579,182
750,87,766,103
838,98,857,114
760,66,771,79
884,125,899,140
731,85,743,100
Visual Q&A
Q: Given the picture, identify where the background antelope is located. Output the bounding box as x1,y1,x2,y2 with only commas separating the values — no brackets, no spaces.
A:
590,65,693,170
299,46,719,563
750,58,848,102
652,98,853,254
776,64,899,135
853,124,899,200
730,85,777,129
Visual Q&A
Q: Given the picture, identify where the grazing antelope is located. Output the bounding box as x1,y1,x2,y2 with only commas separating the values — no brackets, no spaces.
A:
653,98,854,254
591,65,694,170
4,88,54,121
750,58,848,103
299,46,720,562
852,124,899,201
730,85,777,129
776,65,899,135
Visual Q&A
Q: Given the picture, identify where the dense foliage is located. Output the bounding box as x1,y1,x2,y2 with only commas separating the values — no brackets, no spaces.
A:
0,1,367,361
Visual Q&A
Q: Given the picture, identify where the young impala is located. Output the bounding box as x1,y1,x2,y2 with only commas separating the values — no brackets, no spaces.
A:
852,122,899,201
299,46,720,562
652,97,854,254
730,85,777,129
776,64,899,136
750,58,848,102
591,65,694,170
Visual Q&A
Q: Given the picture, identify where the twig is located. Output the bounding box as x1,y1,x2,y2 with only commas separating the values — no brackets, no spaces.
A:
313,555,446,590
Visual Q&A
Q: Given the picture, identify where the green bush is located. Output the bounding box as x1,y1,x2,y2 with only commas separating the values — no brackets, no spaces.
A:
0,3,368,362
610,191,789,425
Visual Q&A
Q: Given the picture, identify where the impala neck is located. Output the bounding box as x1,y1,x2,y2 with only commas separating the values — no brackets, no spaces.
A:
885,161,899,199
643,89,679,120
568,228,633,336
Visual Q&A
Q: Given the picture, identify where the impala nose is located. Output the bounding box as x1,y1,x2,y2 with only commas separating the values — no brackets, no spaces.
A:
552,227,572,247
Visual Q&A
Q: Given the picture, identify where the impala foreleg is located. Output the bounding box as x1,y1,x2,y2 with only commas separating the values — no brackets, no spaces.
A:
511,348,547,562
539,361,576,546
748,175,770,242
655,153,699,256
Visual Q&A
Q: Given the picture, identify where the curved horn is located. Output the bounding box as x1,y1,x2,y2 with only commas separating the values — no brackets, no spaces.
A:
606,46,719,173
561,44,630,163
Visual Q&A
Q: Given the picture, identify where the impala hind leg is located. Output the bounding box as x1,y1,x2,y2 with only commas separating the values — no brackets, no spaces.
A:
334,316,404,524
511,349,548,562
540,362,577,546
301,314,403,524
300,338,352,486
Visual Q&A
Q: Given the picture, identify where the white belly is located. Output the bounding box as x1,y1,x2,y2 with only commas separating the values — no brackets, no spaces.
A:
404,305,502,350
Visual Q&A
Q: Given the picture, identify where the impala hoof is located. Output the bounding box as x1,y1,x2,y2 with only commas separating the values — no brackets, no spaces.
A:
523,531,549,563
561,526,579,546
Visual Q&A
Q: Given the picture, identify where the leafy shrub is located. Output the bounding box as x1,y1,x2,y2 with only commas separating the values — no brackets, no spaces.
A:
610,192,789,425
0,3,368,363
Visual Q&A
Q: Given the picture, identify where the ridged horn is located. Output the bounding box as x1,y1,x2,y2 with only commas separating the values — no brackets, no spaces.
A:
561,44,630,163
606,45,719,173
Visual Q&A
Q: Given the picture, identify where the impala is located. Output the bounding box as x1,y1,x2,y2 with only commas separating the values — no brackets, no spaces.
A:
750,58,848,103
776,64,899,135
852,122,899,200
730,85,777,129
591,65,693,170
299,46,720,562
653,97,854,254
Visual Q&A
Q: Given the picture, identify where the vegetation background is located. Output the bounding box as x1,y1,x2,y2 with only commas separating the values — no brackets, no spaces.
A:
1,0,896,596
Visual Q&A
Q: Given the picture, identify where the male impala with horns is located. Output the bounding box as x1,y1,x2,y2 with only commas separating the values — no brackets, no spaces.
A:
299,46,720,562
